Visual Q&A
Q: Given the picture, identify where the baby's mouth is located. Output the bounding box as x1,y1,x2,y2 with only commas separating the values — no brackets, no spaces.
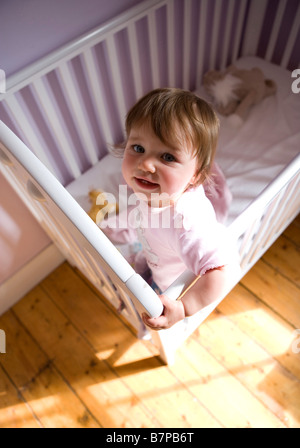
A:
134,177,159,190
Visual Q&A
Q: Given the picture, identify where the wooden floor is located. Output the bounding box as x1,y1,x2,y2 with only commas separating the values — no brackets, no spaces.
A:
0,216,299,428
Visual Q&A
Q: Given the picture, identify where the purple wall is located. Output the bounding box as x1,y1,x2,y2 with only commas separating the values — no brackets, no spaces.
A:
0,0,142,76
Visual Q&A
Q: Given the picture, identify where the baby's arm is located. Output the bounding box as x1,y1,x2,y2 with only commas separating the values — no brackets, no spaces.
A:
142,263,240,330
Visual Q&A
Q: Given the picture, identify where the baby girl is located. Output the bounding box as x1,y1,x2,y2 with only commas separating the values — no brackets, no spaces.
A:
101,88,240,330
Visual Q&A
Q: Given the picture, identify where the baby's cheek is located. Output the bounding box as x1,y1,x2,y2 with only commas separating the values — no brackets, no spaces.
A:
161,171,178,193
122,157,132,184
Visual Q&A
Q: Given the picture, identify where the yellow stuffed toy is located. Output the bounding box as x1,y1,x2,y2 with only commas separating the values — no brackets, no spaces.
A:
87,189,119,225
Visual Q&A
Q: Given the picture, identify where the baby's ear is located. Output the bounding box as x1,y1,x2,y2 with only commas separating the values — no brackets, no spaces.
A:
190,169,202,186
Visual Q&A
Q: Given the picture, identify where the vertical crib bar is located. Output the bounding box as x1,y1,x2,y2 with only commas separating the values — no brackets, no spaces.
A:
37,199,115,295
232,0,248,62
81,47,114,145
241,0,268,59
35,205,75,262
183,0,192,90
57,61,99,167
281,2,300,68
31,77,81,179
261,175,300,250
238,166,300,272
209,0,222,70
84,248,120,300
3,96,57,176
196,0,208,86
265,0,287,63
105,35,127,135
220,0,235,70
238,219,259,269
241,193,283,269
128,22,143,100
63,236,101,286
167,0,176,87
275,177,300,231
114,284,143,331
148,9,160,88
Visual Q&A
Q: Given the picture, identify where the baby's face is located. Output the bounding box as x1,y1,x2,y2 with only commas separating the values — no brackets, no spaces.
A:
122,121,199,206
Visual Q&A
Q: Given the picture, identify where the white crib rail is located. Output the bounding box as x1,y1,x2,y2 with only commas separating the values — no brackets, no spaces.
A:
0,121,164,325
148,154,300,364
156,154,300,314
229,153,300,275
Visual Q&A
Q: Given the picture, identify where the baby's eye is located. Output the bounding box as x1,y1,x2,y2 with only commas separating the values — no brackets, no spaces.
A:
132,144,144,153
162,153,176,162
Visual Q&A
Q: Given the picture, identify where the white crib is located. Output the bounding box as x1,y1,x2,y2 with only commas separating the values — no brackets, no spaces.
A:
0,0,299,364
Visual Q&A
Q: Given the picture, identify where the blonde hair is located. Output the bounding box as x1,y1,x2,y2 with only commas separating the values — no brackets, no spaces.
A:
125,88,219,185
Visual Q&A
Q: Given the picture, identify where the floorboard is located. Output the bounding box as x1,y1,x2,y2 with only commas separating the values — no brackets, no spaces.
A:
0,216,299,428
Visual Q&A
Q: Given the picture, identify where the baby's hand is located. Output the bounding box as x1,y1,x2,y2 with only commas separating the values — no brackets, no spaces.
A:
142,294,185,330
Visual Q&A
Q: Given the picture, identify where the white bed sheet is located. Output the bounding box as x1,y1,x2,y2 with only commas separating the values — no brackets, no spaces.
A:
204,57,300,224
67,57,300,227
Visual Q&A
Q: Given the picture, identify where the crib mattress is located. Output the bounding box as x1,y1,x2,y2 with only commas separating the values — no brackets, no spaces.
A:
67,57,300,227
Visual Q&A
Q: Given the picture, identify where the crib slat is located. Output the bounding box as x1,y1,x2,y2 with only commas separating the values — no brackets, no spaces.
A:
231,155,300,274
183,0,192,90
66,238,102,287
57,61,99,169
32,78,81,179
105,35,127,135
128,22,143,100
209,0,222,70
3,96,57,176
114,284,143,331
232,0,248,63
241,192,283,270
261,175,300,251
81,47,114,145
237,219,258,266
281,2,300,68
148,9,160,88
84,249,120,301
274,177,300,235
37,206,76,262
265,0,287,63
196,0,208,85
229,155,300,241
167,0,176,87
241,0,268,58
220,0,235,70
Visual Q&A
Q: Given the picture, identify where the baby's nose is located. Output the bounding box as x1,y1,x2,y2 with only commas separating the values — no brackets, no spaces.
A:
139,156,156,173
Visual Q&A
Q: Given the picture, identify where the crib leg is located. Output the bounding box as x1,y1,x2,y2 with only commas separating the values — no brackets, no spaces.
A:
149,329,178,366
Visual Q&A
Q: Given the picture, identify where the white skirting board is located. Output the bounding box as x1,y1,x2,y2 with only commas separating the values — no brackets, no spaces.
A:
0,243,65,316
